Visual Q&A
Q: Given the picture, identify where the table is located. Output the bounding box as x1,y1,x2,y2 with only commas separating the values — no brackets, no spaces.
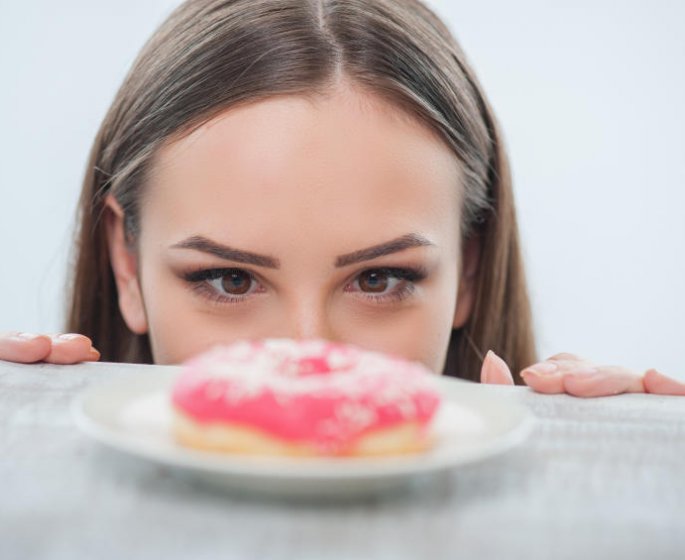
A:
2,360,684,560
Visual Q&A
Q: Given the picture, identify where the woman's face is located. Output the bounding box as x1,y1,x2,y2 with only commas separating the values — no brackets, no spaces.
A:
107,82,476,372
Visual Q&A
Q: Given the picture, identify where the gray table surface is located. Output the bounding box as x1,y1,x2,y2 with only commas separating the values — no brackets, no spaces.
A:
1,359,684,560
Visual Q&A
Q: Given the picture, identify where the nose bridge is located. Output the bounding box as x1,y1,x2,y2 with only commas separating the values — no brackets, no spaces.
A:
285,293,333,341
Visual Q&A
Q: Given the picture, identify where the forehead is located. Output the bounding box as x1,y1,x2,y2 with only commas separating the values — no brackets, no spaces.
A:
143,84,463,254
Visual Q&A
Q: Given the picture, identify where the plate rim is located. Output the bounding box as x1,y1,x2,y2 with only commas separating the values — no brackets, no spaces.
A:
71,371,535,482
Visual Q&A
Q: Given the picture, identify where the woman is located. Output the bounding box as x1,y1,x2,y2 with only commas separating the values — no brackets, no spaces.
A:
1,0,681,397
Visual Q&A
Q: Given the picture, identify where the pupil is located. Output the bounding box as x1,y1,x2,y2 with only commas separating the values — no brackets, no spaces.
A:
360,271,388,293
221,271,250,295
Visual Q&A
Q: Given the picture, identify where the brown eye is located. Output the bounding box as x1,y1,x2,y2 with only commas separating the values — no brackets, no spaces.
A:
358,270,389,293
220,270,252,295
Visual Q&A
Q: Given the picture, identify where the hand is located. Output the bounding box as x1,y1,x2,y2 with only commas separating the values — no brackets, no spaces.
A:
0,332,100,364
479,351,685,397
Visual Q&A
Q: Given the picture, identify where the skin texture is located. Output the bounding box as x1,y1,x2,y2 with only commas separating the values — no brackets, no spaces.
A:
1,83,682,397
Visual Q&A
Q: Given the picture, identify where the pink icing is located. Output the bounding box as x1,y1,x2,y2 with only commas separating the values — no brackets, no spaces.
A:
171,339,441,453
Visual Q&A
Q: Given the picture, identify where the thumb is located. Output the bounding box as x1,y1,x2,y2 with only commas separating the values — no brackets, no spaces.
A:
480,350,515,385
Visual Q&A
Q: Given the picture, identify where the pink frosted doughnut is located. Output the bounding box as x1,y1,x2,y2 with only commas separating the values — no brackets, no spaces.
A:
171,339,442,457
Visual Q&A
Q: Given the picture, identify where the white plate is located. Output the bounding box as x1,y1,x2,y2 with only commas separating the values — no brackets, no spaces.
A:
72,370,534,498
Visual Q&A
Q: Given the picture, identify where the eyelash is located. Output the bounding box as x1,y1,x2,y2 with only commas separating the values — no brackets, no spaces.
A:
181,268,260,306
345,267,424,303
180,266,426,306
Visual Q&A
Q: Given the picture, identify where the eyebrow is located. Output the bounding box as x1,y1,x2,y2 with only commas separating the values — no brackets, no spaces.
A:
335,233,434,267
170,233,434,269
170,236,280,268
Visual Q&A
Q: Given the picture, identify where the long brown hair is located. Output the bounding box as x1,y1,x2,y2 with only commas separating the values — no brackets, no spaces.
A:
66,0,537,382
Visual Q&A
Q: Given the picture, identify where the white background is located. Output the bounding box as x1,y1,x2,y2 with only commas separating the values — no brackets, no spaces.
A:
1,1,683,374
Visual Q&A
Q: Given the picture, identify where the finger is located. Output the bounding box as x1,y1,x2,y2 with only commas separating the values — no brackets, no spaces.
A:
520,361,564,393
0,332,52,363
46,334,100,364
480,350,515,385
521,351,603,394
643,369,685,396
562,366,644,398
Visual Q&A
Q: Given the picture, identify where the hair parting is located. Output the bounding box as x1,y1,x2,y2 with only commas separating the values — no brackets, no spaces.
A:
66,0,536,381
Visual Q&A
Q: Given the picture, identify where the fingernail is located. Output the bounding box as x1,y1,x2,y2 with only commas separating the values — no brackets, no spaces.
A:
11,332,41,341
56,333,81,341
481,350,515,385
522,362,559,377
481,351,497,384
565,367,600,377
89,347,101,360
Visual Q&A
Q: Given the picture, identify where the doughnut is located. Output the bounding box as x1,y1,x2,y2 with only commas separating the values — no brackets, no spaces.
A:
171,339,442,457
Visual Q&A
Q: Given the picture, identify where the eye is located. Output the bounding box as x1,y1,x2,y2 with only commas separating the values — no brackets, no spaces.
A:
346,267,426,303
357,270,395,294
209,269,253,295
181,267,263,304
